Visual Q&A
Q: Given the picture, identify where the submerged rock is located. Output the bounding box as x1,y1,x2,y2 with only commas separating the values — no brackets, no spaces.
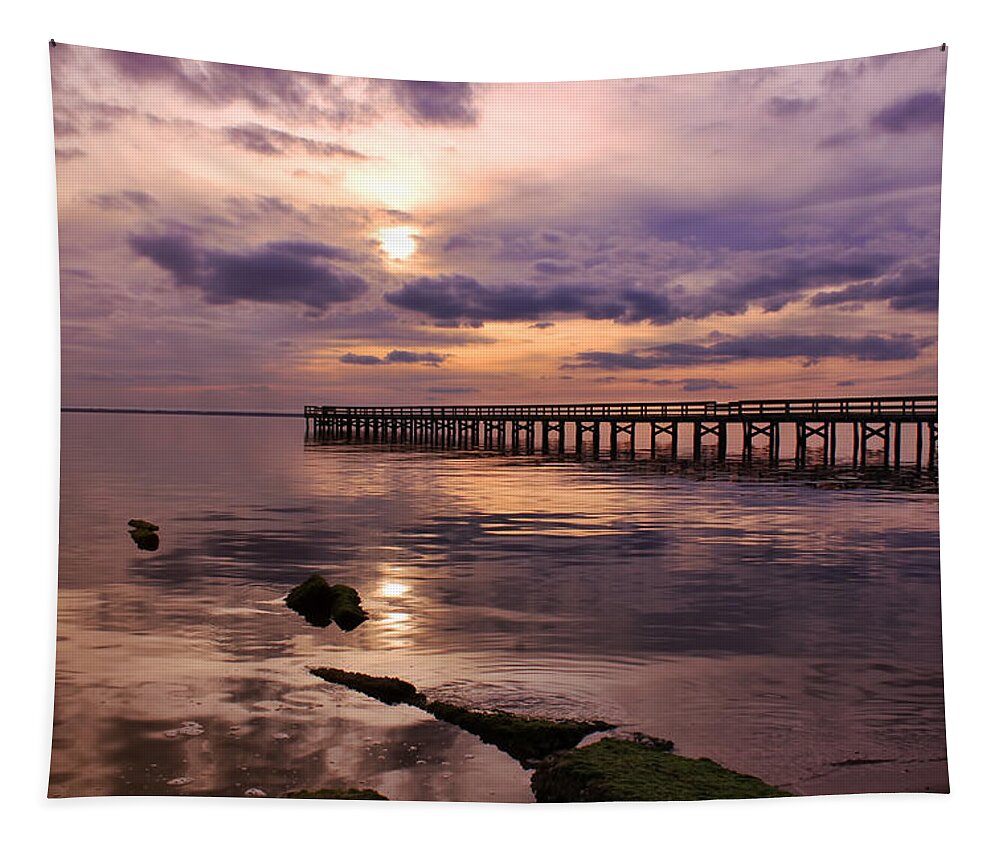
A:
285,788,387,800
312,667,425,706
286,575,369,630
530,738,792,802
308,665,613,766
426,701,614,767
127,519,160,551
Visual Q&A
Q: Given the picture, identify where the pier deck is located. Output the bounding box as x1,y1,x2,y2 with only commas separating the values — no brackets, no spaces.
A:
304,396,938,467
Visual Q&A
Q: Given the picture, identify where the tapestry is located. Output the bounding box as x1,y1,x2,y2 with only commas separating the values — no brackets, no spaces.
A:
49,43,947,802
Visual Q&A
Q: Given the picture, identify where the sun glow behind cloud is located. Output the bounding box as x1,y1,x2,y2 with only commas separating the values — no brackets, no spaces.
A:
378,226,418,260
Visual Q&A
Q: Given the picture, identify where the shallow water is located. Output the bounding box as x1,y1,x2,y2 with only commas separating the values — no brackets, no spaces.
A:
50,413,947,800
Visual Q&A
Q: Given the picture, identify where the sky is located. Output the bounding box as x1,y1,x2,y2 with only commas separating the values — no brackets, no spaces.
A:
51,44,944,411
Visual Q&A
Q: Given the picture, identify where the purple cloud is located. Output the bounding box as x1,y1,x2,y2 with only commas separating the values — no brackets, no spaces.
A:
386,250,900,327
224,124,367,159
339,350,446,366
871,91,945,133
129,234,367,309
566,333,933,370
90,191,157,211
390,81,478,126
385,274,678,327
766,96,818,117
810,261,938,312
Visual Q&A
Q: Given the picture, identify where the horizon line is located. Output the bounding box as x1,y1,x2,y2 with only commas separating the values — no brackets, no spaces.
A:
62,407,300,418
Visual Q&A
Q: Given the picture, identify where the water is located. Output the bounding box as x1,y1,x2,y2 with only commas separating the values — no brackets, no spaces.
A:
50,413,947,800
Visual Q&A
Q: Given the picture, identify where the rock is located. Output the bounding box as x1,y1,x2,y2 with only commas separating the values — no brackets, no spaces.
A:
530,738,793,802
285,788,388,800
128,520,160,551
285,575,368,630
328,584,369,631
311,667,425,706
308,665,614,766
426,701,614,767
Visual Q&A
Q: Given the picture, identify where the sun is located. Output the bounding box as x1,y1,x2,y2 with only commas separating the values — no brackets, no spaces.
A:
378,226,418,261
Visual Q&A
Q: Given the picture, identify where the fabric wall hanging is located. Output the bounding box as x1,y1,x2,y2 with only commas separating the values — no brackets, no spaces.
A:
49,42,947,802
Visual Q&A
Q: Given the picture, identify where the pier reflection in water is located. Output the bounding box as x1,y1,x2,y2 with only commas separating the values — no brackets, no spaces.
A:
51,412,947,800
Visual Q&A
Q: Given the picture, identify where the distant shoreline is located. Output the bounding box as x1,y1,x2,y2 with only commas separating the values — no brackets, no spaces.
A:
61,407,301,418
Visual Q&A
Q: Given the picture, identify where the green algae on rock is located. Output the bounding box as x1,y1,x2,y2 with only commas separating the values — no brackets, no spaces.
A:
311,667,426,706
127,519,160,552
285,788,387,800
530,738,793,802
286,575,369,630
426,701,614,766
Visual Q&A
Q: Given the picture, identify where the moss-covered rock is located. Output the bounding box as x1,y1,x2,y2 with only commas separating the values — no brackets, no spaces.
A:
286,575,368,630
328,584,368,631
426,701,614,766
530,738,792,802
312,667,426,706
128,520,160,551
284,788,387,800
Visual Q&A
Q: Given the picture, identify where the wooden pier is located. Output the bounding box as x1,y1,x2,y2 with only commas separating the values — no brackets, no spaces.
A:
304,396,938,468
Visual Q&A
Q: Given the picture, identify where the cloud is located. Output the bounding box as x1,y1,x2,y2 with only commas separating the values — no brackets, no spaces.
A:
871,91,945,133
653,377,737,393
128,233,367,309
689,250,899,317
390,81,478,125
339,350,446,366
89,190,157,211
55,146,86,160
565,333,933,370
534,259,578,275
766,96,818,117
816,129,861,148
102,48,366,125
810,260,938,312
385,274,679,326
339,353,382,365
385,250,897,327
224,124,367,159
427,386,478,395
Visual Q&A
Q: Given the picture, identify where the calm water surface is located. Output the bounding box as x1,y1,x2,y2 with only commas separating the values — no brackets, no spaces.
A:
50,413,947,800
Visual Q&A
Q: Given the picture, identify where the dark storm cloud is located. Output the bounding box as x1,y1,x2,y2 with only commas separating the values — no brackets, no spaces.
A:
384,274,678,327
390,81,478,125
566,334,932,370
810,261,938,312
224,124,367,159
339,350,446,366
765,96,818,117
128,233,367,309
871,91,945,133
